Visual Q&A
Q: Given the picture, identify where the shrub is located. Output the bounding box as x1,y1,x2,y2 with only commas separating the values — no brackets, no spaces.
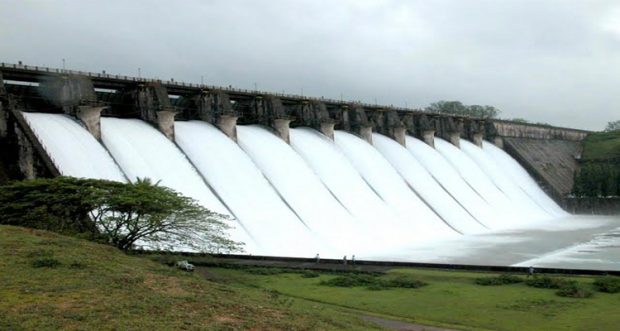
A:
320,274,378,288
300,270,320,278
593,276,620,293
321,273,427,290
384,275,427,289
475,274,523,286
556,283,593,298
0,177,242,253
525,276,571,289
244,267,286,275
31,257,61,268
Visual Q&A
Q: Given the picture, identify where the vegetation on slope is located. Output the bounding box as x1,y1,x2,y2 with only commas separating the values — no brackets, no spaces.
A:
573,130,620,197
581,130,620,162
0,226,375,330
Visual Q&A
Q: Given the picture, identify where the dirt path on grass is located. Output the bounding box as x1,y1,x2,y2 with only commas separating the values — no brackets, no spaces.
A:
360,315,459,331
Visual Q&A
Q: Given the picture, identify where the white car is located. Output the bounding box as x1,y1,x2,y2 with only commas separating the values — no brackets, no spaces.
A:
176,260,195,272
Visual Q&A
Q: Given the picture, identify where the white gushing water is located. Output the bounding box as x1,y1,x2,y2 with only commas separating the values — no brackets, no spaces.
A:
459,139,553,223
372,133,483,234
22,112,126,182
332,130,455,239
23,112,620,270
434,138,522,228
100,118,255,250
289,127,434,249
481,141,569,218
405,136,500,230
175,121,323,257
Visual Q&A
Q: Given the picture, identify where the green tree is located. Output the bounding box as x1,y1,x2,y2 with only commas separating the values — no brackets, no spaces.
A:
605,120,620,132
0,177,243,253
425,100,501,118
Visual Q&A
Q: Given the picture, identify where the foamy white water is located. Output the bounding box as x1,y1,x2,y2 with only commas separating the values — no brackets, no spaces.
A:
290,128,432,247
482,141,568,217
460,139,552,222
289,128,433,251
333,130,455,239
405,136,499,230
22,112,127,182
372,133,482,234
100,118,256,251
434,138,522,228
175,121,324,257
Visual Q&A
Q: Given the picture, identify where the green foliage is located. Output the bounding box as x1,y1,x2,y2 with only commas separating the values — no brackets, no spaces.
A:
475,274,523,286
572,163,619,197
555,283,592,298
31,257,61,268
509,118,529,123
581,130,620,162
321,273,378,288
244,267,286,275
300,270,320,278
425,100,501,118
525,276,572,289
605,120,620,132
0,177,242,253
593,276,620,293
321,273,426,290
383,275,427,289
0,177,109,235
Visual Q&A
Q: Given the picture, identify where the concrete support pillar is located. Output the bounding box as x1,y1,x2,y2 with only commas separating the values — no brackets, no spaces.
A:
15,126,35,179
448,132,461,148
156,110,177,141
320,121,335,140
393,126,406,147
217,115,238,142
472,133,483,147
273,118,292,144
494,136,504,149
76,106,105,140
422,130,435,148
0,102,7,138
359,126,373,144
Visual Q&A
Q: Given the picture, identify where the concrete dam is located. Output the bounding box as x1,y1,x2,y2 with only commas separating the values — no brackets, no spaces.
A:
1,63,618,270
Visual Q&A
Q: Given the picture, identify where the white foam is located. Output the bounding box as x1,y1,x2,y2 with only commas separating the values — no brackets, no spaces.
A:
405,136,498,230
372,133,481,234
176,121,323,257
482,141,569,217
22,112,126,182
460,139,552,223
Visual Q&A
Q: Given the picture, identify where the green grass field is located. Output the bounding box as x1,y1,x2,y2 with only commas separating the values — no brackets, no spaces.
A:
3,225,620,331
582,130,620,161
0,226,376,330
207,267,620,331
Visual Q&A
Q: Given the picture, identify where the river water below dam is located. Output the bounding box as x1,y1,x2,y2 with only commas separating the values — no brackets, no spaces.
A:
21,112,620,271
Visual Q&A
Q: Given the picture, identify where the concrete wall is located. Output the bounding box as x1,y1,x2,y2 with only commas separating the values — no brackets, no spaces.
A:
563,198,620,216
488,121,590,203
502,138,582,201
491,120,589,141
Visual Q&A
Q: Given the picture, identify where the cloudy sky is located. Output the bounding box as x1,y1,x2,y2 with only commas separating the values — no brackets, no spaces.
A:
1,0,619,130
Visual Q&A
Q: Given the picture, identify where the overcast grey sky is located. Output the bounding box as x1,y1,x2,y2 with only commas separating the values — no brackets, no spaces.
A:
1,0,619,130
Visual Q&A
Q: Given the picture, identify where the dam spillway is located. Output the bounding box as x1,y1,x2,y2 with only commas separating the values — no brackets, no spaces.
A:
2,64,619,270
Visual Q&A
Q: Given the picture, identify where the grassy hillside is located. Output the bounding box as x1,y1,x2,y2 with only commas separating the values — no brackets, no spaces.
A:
582,130,620,161
0,226,376,330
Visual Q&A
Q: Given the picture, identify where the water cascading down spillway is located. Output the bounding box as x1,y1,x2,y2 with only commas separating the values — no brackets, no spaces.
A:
19,107,589,264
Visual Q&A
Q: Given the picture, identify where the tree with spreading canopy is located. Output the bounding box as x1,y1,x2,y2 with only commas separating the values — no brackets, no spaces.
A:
425,100,501,119
605,120,620,132
0,177,243,253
